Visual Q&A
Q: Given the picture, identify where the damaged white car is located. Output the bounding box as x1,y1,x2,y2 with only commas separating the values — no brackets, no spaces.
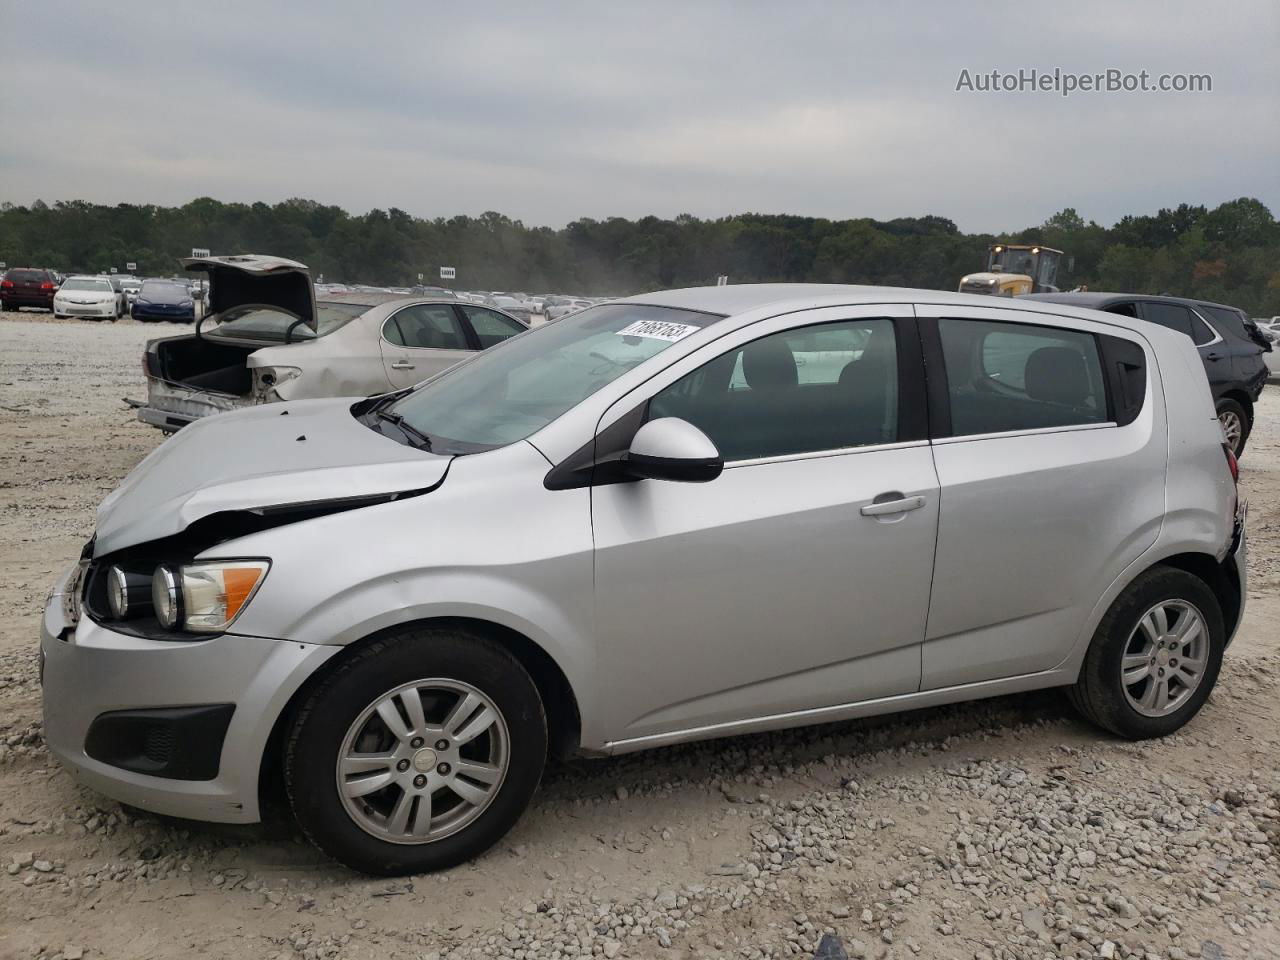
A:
135,255,528,432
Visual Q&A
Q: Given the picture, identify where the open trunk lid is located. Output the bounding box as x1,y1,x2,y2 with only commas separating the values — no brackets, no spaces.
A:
182,254,316,333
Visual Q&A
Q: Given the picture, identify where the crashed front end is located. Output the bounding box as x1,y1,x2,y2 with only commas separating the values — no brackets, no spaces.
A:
41,399,450,822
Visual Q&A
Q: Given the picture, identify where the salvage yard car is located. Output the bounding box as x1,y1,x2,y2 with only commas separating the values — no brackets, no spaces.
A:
52,275,123,320
42,284,1246,875
131,278,195,323
1,267,61,312
134,255,528,432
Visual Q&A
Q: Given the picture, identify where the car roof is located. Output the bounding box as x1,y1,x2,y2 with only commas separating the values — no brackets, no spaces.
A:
317,293,475,309
608,283,1186,342
622,283,1138,322
1024,291,1246,314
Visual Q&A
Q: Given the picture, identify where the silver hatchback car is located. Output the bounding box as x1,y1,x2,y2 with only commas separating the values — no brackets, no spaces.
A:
41,285,1247,875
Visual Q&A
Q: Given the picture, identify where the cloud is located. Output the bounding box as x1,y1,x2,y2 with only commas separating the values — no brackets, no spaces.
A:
2,0,1276,232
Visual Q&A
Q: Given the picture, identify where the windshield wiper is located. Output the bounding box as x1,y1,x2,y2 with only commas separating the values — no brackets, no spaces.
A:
374,410,433,450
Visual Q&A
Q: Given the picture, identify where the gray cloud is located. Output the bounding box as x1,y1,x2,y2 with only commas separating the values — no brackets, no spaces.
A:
2,0,1276,232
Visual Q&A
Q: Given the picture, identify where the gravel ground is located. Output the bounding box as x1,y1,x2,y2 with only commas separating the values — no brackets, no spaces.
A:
1,311,1279,960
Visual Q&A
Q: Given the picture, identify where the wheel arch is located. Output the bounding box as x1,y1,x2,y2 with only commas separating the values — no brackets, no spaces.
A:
1217,389,1254,426
1156,551,1242,642
258,616,583,813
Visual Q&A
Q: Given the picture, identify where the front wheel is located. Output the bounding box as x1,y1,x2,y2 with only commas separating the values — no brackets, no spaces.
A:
1216,399,1249,458
1069,567,1224,739
285,626,547,875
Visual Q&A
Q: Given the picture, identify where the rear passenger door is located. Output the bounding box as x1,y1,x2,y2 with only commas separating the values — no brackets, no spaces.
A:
916,304,1164,690
379,303,474,389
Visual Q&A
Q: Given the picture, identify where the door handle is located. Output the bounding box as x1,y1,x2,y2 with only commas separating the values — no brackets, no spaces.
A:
391,361,415,370
860,494,926,517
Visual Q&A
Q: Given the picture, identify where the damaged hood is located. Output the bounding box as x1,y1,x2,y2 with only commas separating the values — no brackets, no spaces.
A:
95,398,450,555
183,254,316,332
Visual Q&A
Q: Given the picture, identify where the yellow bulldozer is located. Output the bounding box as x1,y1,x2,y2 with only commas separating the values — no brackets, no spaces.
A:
959,244,1064,297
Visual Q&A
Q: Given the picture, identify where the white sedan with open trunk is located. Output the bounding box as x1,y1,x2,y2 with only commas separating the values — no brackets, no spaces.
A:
135,256,528,432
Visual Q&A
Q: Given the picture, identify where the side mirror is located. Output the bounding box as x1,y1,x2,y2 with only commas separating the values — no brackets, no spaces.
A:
625,417,723,483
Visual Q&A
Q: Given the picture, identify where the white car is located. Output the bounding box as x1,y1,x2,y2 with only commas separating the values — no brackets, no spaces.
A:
546,298,592,321
135,255,529,432
53,276,122,321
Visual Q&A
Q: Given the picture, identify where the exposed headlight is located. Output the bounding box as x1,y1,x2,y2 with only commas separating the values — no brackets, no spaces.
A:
151,560,270,633
107,565,153,619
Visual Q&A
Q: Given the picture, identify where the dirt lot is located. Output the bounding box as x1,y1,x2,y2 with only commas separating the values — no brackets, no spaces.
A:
1,311,1278,960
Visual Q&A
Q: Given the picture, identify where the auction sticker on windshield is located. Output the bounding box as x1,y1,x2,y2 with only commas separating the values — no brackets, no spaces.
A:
616,320,701,342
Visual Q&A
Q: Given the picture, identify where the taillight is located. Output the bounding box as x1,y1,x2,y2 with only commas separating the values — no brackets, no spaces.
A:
40,282,56,290
1223,443,1239,484
0,280,13,289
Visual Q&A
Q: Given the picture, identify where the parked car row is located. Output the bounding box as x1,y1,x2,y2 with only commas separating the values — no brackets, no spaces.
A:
2,267,201,322
44,281,1248,876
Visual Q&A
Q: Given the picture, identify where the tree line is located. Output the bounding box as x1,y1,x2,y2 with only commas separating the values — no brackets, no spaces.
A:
1,196,1276,315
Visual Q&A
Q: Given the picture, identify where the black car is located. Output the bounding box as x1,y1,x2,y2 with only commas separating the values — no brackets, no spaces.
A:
1024,292,1268,456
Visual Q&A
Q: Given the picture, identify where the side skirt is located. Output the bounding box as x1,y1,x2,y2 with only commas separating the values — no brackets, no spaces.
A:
598,668,1073,756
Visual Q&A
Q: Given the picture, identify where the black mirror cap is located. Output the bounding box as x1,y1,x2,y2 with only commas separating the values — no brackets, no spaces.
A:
625,452,723,483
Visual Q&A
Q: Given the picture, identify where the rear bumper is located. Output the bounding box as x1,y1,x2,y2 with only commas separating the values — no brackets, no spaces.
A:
137,377,257,431
41,563,339,823
1226,499,1248,647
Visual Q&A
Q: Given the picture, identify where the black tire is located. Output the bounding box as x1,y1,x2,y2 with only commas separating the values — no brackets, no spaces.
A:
1069,566,1224,739
285,625,547,875
1216,398,1250,458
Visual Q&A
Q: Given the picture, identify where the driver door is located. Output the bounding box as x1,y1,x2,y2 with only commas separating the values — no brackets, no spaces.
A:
590,306,939,747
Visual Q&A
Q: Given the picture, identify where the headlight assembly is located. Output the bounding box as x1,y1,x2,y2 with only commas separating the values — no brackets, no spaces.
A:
151,560,270,633
107,565,153,619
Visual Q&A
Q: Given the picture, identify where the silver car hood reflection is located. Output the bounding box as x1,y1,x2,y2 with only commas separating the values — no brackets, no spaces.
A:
95,398,449,555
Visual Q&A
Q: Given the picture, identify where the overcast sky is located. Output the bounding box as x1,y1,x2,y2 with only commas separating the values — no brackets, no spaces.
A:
3,1,1277,233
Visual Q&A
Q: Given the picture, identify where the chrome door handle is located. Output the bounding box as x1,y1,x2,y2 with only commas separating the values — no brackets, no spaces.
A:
860,495,925,517
391,361,415,370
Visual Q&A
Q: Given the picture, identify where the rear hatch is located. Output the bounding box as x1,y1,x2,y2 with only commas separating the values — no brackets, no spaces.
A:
138,255,315,431
3,269,56,304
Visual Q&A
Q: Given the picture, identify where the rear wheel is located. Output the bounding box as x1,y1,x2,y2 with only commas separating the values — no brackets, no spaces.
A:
285,626,547,875
1070,567,1224,739
1216,398,1250,458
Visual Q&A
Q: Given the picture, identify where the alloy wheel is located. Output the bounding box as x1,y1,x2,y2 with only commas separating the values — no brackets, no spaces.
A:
1219,410,1243,453
336,678,510,844
1120,600,1209,718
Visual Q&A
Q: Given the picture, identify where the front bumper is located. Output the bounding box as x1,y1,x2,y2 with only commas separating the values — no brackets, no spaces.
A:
56,302,116,318
41,563,338,823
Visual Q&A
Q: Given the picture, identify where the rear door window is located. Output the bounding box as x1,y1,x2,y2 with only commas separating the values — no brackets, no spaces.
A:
1140,302,1195,338
938,318,1109,435
460,305,526,349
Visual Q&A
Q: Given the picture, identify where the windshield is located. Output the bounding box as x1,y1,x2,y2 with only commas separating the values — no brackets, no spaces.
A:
387,303,719,453
139,281,190,302
206,301,370,341
61,278,113,293
988,247,1038,276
